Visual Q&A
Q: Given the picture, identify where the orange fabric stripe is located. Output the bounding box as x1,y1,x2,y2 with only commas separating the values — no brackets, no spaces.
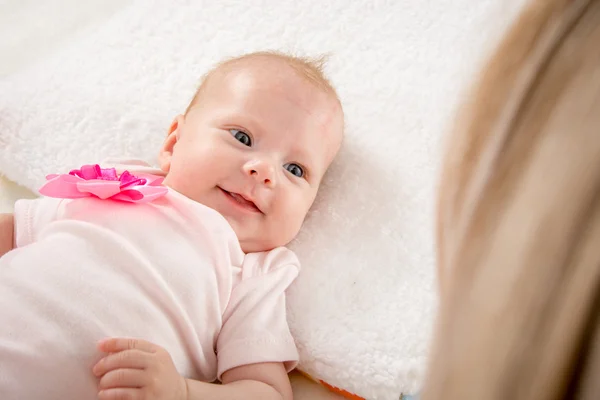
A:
296,370,365,400
318,380,365,400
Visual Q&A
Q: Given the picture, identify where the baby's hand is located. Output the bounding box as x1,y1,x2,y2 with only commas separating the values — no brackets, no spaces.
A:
93,338,188,400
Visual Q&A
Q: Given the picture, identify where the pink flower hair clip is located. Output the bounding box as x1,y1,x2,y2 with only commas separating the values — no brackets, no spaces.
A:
39,164,168,203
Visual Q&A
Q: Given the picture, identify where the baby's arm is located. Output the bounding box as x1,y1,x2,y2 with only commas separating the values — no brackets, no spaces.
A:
94,338,291,400
187,362,292,400
0,214,14,257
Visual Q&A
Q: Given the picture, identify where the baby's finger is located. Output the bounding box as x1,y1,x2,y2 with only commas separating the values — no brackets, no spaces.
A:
93,350,151,377
98,388,143,400
98,368,148,390
98,337,158,354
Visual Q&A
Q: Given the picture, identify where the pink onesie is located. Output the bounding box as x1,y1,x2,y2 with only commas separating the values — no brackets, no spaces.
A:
0,182,299,399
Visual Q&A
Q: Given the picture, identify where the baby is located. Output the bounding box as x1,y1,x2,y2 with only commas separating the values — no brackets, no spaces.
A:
0,52,344,400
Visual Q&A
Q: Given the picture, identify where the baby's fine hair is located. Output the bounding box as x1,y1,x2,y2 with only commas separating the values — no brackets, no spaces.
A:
185,51,340,114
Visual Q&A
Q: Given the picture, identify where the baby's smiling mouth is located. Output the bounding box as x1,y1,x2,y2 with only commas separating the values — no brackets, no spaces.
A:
219,187,263,214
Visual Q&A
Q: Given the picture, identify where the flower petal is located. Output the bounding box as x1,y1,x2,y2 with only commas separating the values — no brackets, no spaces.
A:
111,189,144,202
112,186,168,203
119,170,147,189
99,167,119,181
70,164,103,180
39,175,91,198
76,180,122,199
146,177,165,186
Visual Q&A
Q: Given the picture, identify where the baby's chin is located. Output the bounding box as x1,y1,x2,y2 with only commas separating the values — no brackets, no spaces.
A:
239,237,286,254
237,229,298,253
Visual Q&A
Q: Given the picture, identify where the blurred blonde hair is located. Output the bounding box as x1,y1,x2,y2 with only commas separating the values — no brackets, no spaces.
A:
424,0,600,399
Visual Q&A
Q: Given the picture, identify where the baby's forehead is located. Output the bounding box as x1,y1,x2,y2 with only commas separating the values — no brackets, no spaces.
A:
209,57,308,92
205,56,338,101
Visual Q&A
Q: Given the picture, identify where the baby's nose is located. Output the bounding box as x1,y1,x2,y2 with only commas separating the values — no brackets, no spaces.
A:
244,159,276,187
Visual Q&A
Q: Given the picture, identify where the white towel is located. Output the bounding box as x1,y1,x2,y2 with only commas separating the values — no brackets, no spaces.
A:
0,1,527,398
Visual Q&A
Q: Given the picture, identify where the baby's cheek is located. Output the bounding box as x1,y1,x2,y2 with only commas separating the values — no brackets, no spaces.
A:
281,207,308,243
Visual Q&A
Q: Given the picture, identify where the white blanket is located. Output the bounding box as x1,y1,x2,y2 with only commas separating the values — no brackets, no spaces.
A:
0,1,526,398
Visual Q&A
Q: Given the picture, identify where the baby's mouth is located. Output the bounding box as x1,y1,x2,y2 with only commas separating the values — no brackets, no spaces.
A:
219,188,263,213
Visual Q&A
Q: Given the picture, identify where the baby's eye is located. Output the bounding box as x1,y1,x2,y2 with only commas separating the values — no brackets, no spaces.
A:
284,163,304,178
229,129,252,147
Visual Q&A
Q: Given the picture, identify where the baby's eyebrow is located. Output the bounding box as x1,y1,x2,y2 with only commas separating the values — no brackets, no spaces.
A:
289,147,313,163
218,111,263,135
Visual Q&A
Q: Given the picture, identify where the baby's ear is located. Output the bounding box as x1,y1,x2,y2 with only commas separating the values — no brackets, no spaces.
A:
158,115,184,173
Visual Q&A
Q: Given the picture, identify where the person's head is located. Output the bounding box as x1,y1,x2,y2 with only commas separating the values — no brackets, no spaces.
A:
158,51,344,253
424,0,600,399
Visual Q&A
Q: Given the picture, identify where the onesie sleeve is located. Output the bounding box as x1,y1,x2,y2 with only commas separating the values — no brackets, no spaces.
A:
216,247,300,380
13,197,63,248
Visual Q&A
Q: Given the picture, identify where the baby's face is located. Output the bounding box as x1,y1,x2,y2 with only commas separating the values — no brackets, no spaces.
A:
160,59,343,252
